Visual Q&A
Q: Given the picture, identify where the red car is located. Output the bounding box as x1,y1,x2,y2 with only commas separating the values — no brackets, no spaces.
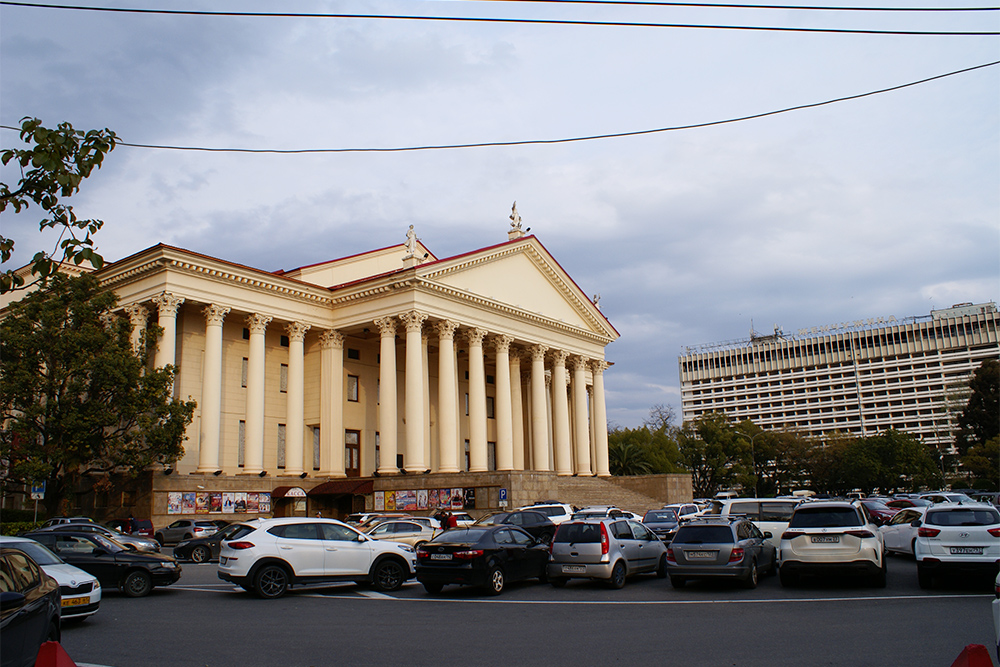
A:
859,499,899,526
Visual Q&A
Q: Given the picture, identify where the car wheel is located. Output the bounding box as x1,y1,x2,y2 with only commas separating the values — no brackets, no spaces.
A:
254,564,290,599
608,561,626,590
669,575,686,589
191,545,211,563
371,559,406,592
154,533,165,546
47,619,60,643
744,560,758,589
656,554,668,579
917,564,933,590
779,568,797,588
122,570,153,598
486,565,505,596
423,582,443,595
550,578,567,588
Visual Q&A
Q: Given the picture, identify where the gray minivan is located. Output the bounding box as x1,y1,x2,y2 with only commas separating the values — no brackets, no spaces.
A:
547,518,667,589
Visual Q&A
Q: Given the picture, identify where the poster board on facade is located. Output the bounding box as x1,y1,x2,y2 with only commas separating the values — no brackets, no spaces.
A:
417,489,428,510
463,488,476,510
195,492,210,514
222,493,235,513
450,488,464,510
401,490,418,511
234,492,247,513
181,492,196,514
209,492,223,513
247,492,259,513
258,493,271,514
374,491,385,511
385,491,396,511
167,492,182,515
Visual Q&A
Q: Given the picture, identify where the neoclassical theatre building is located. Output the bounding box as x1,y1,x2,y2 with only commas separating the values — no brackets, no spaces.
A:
92,218,620,521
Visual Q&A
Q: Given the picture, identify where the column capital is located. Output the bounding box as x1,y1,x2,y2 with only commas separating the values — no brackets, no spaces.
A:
572,355,590,373
99,311,118,330
466,327,488,346
491,334,514,354
590,359,609,374
285,321,311,342
529,344,549,361
509,348,524,365
551,349,570,366
374,316,397,338
151,292,185,317
123,303,149,327
435,319,459,339
202,304,231,326
245,313,272,334
319,329,345,349
398,310,429,333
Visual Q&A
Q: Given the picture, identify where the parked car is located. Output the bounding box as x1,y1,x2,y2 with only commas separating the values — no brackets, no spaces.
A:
994,572,1000,663
858,499,899,526
884,498,930,510
663,503,703,522
516,501,575,524
22,531,181,598
346,513,409,528
665,516,776,589
0,536,100,621
366,520,438,547
708,498,800,549
570,506,633,521
173,523,244,563
918,492,975,505
778,500,886,588
878,506,929,556
0,545,61,667
154,520,218,545
217,518,416,598
547,518,668,589
105,518,155,539
31,523,160,553
473,511,556,543
415,526,549,595
913,502,1000,589
641,509,680,542
39,516,94,529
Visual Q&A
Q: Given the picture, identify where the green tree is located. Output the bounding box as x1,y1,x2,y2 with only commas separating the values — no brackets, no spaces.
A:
961,436,1000,491
1,118,117,293
677,412,742,497
0,272,195,514
608,439,653,476
955,358,999,455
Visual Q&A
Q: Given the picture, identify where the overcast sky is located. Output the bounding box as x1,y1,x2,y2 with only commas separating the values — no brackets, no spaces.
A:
2,1,997,428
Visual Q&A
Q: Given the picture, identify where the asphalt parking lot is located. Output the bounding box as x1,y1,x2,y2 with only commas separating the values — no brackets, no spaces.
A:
59,552,996,667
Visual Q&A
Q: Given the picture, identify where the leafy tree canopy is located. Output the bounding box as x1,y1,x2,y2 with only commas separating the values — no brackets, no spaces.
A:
1,118,117,293
0,272,195,513
955,358,999,455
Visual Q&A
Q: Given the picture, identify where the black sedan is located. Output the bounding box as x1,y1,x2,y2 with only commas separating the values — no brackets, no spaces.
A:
172,523,242,563
642,509,680,542
416,526,550,595
22,531,181,598
472,510,556,543
1,546,61,667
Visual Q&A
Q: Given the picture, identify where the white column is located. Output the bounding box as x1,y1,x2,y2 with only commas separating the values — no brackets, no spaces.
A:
375,316,398,475
422,331,432,473
151,293,184,370
572,356,592,476
284,322,310,476
551,350,572,476
592,360,611,477
319,330,345,477
467,328,488,472
198,305,230,473
435,321,459,473
400,310,428,473
492,335,514,471
529,344,550,472
242,313,271,475
510,351,525,470
124,303,149,355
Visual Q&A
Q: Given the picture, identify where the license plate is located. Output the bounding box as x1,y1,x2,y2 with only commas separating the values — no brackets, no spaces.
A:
686,551,715,559
62,597,88,607
562,565,586,574
811,536,840,543
950,547,983,555
430,553,452,561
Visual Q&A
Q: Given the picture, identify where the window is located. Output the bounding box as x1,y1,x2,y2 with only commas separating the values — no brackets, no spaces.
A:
465,393,469,416
241,358,248,388
242,328,250,340
345,430,360,477
312,426,320,470
277,424,286,469
486,396,495,419
280,335,289,347
238,420,246,467
280,364,288,393
488,441,496,471
347,348,360,360
464,440,470,472
375,432,380,470
347,375,359,402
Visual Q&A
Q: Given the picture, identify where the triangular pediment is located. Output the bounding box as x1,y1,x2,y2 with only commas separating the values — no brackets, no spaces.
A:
279,242,436,289
421,237,616,340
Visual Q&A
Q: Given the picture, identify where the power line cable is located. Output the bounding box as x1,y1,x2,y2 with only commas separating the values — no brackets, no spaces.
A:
473,0,999,11
1,2,997,35
4,61,995,155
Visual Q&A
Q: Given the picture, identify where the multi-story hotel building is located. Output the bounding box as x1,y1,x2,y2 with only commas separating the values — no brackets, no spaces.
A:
679,302,999,449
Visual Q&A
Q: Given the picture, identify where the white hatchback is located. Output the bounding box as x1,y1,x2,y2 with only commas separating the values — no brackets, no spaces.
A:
914,502,1000,589
217,517,417,598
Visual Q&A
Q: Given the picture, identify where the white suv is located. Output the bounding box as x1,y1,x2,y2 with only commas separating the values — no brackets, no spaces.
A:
218,517,417,598
914,502,1000,590
517,502,575,524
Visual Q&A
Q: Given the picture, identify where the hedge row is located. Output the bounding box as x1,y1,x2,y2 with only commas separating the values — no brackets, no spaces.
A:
1,521,44,536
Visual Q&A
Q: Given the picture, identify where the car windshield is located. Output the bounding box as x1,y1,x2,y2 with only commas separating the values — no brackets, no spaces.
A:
554,523,602,544
91,534,128,553
925,508,1000,526
789,507,863,528
673,525,734,544
474,513,509,525
430,528,487,544
9,541,63,566
643,510,678,522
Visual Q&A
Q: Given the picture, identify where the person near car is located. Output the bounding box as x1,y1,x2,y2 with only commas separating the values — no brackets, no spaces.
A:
447,512,459,529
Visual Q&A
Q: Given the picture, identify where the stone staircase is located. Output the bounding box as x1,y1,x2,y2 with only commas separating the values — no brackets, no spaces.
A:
554,476,664,514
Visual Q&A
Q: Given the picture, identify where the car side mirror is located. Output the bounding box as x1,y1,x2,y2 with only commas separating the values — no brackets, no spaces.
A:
910,520,921,528
0,592,26,612
763,532,773,539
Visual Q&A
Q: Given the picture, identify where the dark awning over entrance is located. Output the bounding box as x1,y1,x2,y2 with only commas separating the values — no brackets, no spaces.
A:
308,480,373,496
271,486,308,499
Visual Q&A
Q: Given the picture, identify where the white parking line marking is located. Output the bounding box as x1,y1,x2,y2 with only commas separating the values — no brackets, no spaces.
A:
356,590,394,599
300,593,991,605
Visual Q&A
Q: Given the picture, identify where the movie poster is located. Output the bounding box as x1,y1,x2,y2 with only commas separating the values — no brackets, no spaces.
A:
209,492,223,514
181,492,196,514
247,492,259,513
374,491,385,511
450,488,464,510
222,493,235,514
195,492,210,514
417,489,428,510
167,492,182,515
258,493,271,514
385,491,396,511
398,490,416,511
234,492,247,513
